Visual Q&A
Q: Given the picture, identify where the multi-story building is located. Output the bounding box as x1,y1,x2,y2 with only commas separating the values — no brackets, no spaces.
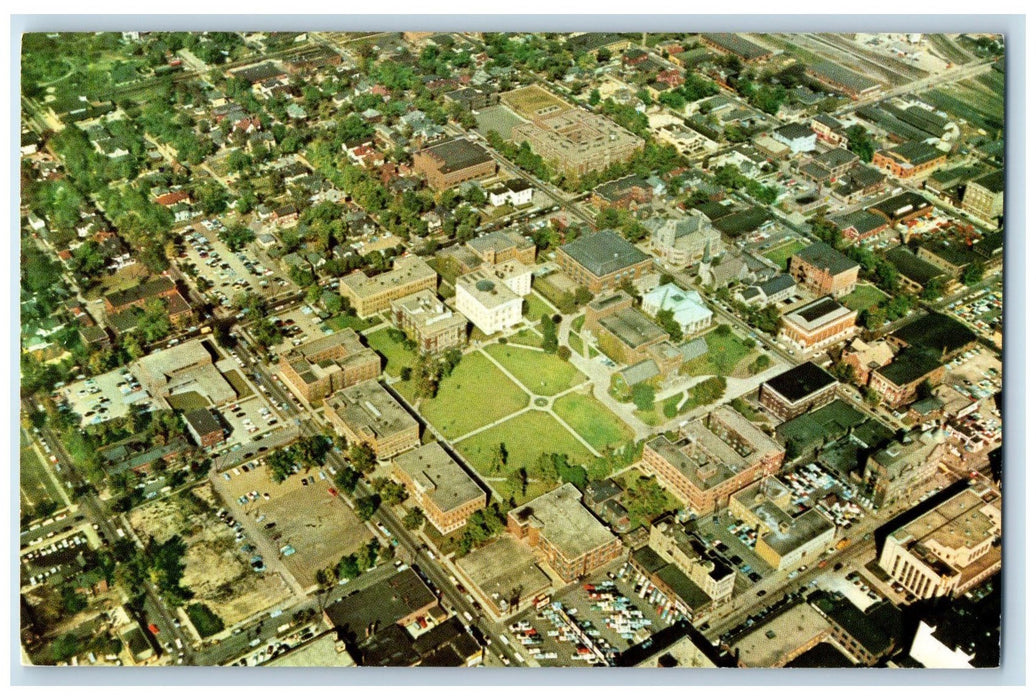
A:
734,604,833,668
799,147,859,184
325,380,420,460
641,283,713,335
728,477,836,570
412,138,496,191
868,353,945,409
961,170,1004,225
772,123,817,154
465,228,537,266
832,209,891,246
789,242,860,298
183,408,224,448
648,516,736,601
872,141,947,179
840,337,896,385
503,86,644,177
507,483,623,582
584,292,669,366
392,443,486,534
279,329,381,403
590,175,654,211
779,297,858,352
878,483,1001,598
860,428,947,508
758,362,839,422
810,113,849,147
646,211,722,267
556,229,653,294
454,262,531,335
642,406,785,514
390,290,467,354
340,256,438,318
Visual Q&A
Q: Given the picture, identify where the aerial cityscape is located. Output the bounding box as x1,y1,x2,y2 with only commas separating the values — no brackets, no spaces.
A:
19,30,1004,670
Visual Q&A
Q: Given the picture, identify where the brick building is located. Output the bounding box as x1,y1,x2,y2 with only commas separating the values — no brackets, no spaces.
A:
392,443,486,534
556,229,653,294
340,256,438,318
868,353,945,409
779,297,858,352
872,141,947,179
413,138,496,191
325,380,420,460
390,290,467,354
758,362,839,422
279,329,381,403
789,242,860,298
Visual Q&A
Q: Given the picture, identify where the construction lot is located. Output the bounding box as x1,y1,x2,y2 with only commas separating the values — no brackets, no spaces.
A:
211,459,373,590
127,484,293,629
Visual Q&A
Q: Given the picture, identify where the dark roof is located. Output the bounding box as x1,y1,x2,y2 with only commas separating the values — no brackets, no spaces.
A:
813,594,902,657
919,241,983,268
411,616,481,666
812,113,845,131
559,229,651,277
774,123,816,141
874,352,943,386
971,170,1004,194
808,60,880,93
834,209,887,236
868,192,931,221
882,140,943,167
786,642,855,668
358,624,420,667
104,277,175,309
884,247,945,286
701,33,771,60
419,138,493,174
614,619,735,668
814,148,858,169
566,33,631,53
794,242,859,275
794,296,845,323
759,274,796,296
325,568,437,639
891,313,977,357
183,408,221,436
231,62,285,84
764,362,838,403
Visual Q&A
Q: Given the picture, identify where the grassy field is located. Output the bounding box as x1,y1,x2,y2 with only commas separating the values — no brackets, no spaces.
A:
568,332,585,357
364,327,417,377
553,392,633,452
457,411,594,504
508,328,543,348
419,353,529,439
325,314,377,332
762,239,806,268
681,329,754,377
842,283,889,312
502,84,571,120
20,438,63,511
484,344,586,396
524,293,555,321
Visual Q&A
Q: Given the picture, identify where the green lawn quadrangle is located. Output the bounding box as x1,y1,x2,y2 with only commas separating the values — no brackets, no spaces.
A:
523,293,556,321
364,327,418,377
484,344,586,396
680,329,754,377
553,392,633,452
457,411,594,504
418,353,529,439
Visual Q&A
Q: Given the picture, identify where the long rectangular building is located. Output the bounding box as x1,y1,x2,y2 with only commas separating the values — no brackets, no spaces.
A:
325,380,420,459
279,329,381,403
392,443,486,534
556,229,653,293
341,257,438,318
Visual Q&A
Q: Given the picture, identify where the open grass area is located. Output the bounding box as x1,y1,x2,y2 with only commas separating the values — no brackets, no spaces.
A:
364,327,417,377
419,353,529,439
508,328,543,348
523,293,555,321
326,314,377,332
484,344,586,396
680,329,754,377
762,239,807,268
567,332,585,357
457,410,594,504
553,392,633,452
572,315,586,333
841,283,890,312
20,439,63,511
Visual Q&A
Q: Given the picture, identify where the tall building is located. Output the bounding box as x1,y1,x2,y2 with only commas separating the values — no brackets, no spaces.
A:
556,229,653,293
758,362,839,421
279,329,381,403
961,171,1004,225
646,212,722,267
507,483,623,582
340,256,438,318
390,290,467,354
454,262,531,335
860,429,947,508
779,297,858,352
878,483,1001,599
325,380,420,459
392,443,486,534
789,242,860,298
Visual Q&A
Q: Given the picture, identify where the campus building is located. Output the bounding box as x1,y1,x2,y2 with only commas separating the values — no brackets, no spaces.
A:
412,138,497,191
779,297,858,352
789,242,860,298
642,406,785,514
646,211,722,267
868,353,945,409
390,290,467,354
878,483,1001,599
325,380,420,459
556,229,653,293
860,429,948,508
507,483,623,582
648,516,737,601
340,256,438,318
961,170,1004,225
465,228,537,266
758,362,839,422
641,283,714,335
279,329,381,403
454,262,531,335
392,443,487,534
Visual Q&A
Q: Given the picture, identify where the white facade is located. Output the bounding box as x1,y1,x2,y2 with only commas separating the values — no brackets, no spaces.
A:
909,622,975,669
489,183,533,208
454,262,532,335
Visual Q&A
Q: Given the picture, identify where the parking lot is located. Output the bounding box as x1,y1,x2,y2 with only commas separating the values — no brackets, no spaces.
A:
221,394,285,448
504,560,677,666
777,463,864,530
268,305,336,356
212,459,373,588
20,527,93,588
946,286,1003,337
692,513,773,592
944,345,1002,402
178,222,292,309
59,368,155,428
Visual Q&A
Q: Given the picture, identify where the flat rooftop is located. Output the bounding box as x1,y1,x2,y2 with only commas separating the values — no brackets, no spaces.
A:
508,483,618,561
598,307,668,349
892,313,976,357
763,362,838,404
793,241,859,275
393,443,485,514
418,138,493,173
733,603,832,668
784,296,854,330
455,536,552,612
324,567,437,638
341,256,437,301
560,229,651,277
327,380,418,440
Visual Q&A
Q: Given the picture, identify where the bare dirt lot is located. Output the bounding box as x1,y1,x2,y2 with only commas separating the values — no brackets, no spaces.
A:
127,485,292,628
211,460,374,590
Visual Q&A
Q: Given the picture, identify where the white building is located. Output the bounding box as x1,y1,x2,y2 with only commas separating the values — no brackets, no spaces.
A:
641,283,713,335
455,262,532,335
488,178,534,208
908,621,976,669
772,123,817,155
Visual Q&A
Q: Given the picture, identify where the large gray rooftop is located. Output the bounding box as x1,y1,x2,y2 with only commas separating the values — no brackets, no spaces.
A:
508,483,617,561
560,229,651,277
393,443,486,514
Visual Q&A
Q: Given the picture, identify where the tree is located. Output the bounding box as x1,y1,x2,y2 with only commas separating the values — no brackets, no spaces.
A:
846,124,874,163
631,382,656,411
349,443,376,474
961,262,985,286
333,466,361,494
355,494,381,521
557,346,572,361
403,507,426,531
491,442,508,475
507,467,529,498
541,314,559,354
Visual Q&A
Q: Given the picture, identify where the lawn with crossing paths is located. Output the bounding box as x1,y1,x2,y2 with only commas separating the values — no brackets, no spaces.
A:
418,352,529,439
484,344,586,396
553,392,633,452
